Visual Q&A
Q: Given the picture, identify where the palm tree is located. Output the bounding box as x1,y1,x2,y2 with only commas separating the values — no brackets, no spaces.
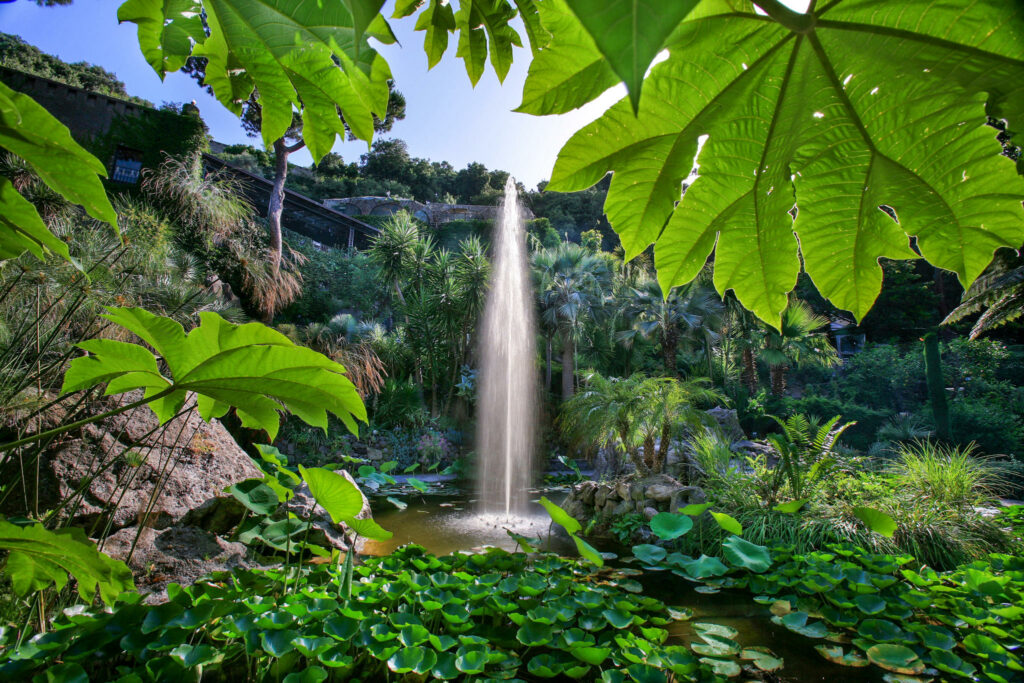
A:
560,372,723,476
619,276,724,377
759,300,840,396
943,246,1023,338
532,243,608,401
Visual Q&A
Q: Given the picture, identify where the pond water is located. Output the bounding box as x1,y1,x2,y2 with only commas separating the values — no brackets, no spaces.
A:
360,493,883,682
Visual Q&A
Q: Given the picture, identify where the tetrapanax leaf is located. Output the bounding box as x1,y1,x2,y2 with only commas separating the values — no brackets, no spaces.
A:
0,519,134,604
548,0,1024,328
415,0,457,68
152,0,396,156
393,0,424,19
565,0,699,111
516,0,617,115
62,308,366,440
455,0,522,84
0,81,118,258
117,0,206,76
512,0,545,54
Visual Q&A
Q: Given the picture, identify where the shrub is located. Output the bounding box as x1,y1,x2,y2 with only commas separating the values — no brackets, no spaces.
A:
947,397,1023,456
889,441,1004,507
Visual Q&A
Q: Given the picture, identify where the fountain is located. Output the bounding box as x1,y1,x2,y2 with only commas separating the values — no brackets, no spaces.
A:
475,177,537,518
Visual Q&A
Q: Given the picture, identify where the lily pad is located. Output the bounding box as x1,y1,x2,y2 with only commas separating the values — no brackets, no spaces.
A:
722,535,771,572
815,644,869,667
741,646,783,672
866,644,925,674
632,544,668,565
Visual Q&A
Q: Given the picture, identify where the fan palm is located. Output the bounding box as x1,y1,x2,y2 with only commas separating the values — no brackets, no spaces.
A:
759,300,840,396
619,276,724,377
532,243,608,401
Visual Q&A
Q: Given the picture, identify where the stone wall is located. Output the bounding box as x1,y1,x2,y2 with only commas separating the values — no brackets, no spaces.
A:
561,475,707,532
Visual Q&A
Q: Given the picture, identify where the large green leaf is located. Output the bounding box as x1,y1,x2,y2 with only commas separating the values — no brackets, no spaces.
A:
721,535,771,572
117,0,206,75
547,0,1024,327
0,81,117,266
539,496,582,535
515,0,617,115
414,0,457,68
454,0,522,85
0,519,134,604
61,307,366,440
853,506,897,538
298,466,364,523
564,0,699,111
119,0,395,156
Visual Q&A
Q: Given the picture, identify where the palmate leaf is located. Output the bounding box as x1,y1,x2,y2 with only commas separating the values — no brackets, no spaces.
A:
546,0,1024,327
117,0,206,75
119,0,395,157
0,81,117,266
0,518,134,604
454,0,522,85
515,0,617,116
61,307,366,440
564,0,699,111
414,0,457,68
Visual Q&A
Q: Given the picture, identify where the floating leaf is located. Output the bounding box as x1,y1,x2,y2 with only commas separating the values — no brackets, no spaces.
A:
722,535,771,572
815,644,869,667
866,644,925,675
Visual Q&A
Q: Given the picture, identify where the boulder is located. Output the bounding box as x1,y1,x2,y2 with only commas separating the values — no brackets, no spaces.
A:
610,500,633,517
576,480,597,505
1,391,261,534
706,407,745,442
616,480,631,501
629,482,646,502
283,472,371,551
103,525,255,603
645,484,681,503
642,507,659,521
594,486,610,508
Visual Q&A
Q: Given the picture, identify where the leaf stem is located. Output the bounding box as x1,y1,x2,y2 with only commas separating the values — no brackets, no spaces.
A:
0,388,176,452
754,0,816,34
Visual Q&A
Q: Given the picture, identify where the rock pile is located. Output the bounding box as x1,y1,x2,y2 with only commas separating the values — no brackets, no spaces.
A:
560,475,707,530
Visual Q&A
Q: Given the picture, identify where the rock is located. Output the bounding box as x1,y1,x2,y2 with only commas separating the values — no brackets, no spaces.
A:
1,391,261,534
594,486,610,508
103,525,255,603
180,496,248,536
610,500,633,517
563,498,588,521
630,482,646,501
283,471,371,551
365,447,384,462
706,407,745,442
731,440,774,457
646,484,681,503
351,442,368,455
616,480,631,501
669,486,707,512
576,480,597,505
643,507,659,521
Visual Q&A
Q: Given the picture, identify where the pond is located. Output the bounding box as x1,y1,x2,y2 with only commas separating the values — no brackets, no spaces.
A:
360,492,883,682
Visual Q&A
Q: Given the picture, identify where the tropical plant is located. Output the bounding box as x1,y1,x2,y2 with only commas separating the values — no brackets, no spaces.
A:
618,276,724,378
765,414,852,504
533,242,608,401
758,300,839,396
944,246,1024,338
560,372,722,475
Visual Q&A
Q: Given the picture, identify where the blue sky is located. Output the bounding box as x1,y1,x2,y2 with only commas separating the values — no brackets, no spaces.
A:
0,0,622,189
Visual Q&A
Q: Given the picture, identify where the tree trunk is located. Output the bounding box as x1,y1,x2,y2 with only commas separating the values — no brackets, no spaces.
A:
656,419,671,474
268,139,291,271
643,435,656,472
741,347,758,394
662,330,678,377
545,338,552,393
770,365,788,397
560,330,575,401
